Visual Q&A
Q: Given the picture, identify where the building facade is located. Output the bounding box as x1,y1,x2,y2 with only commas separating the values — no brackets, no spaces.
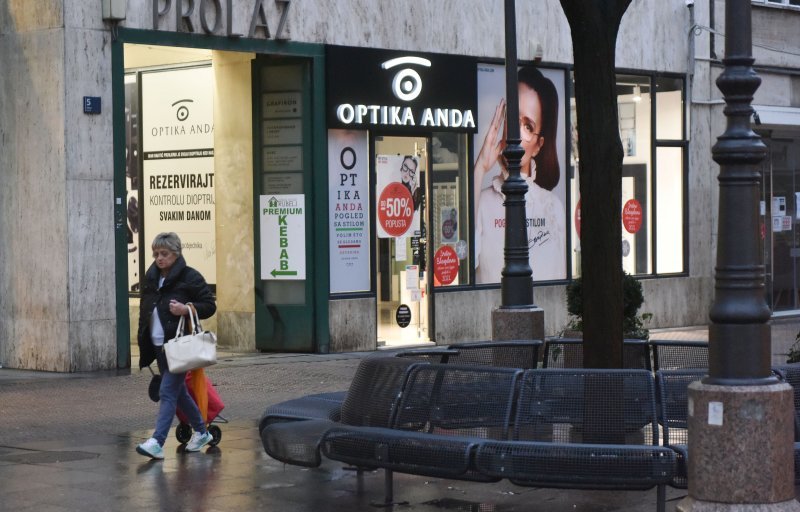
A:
1,0,798,371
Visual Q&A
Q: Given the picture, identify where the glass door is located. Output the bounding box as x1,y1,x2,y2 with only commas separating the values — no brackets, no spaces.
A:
374,136,432,348
762,132,800,312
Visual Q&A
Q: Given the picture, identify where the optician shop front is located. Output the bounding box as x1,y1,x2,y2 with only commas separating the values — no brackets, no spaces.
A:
118,28,506,356
113,2,690,363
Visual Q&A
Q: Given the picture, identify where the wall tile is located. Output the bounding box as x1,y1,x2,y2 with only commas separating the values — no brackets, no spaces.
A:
67,179,116,322
65,28,114,181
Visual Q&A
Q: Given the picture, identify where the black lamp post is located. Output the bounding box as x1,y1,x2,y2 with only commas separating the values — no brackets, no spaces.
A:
678,1,796,509
500,0,534,308
707,0,772,386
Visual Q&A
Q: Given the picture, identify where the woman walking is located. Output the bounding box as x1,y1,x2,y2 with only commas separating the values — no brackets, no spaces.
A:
136,232,216,459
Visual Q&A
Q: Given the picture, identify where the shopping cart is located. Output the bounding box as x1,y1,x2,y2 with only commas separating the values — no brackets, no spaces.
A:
146,366,226,446
176,369,226,446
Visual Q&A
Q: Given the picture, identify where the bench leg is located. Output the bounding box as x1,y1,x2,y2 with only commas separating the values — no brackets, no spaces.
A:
341,466,365,494
657,484,666,512
370,469,409,507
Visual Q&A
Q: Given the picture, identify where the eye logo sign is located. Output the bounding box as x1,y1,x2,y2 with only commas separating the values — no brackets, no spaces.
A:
381,57,431,102
172,99,193,121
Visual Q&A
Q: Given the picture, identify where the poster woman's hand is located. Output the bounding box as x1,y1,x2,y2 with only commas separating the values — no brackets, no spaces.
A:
473,98,506,207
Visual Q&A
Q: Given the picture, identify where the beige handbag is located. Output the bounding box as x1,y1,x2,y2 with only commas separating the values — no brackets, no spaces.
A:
164,303,217,373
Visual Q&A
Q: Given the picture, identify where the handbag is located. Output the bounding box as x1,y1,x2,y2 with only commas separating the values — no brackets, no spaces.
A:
164,303,217,373
146,365,162,402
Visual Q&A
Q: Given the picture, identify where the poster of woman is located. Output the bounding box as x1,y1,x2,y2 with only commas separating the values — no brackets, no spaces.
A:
375,154,422,238
473,64,567,284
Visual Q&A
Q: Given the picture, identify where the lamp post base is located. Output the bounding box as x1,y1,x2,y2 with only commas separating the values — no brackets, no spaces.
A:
491,307,544,342
676,381,799,511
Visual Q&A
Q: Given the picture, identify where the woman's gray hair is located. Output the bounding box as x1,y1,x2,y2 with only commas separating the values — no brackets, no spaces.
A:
151,232,182,255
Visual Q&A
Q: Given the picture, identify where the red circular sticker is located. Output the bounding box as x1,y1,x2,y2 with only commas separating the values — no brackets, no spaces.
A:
622,199,643,234
574,199,581,239
434,246,459,285
378,183,414,237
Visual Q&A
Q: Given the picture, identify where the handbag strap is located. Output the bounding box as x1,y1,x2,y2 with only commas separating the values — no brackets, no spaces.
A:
186,302,203,333
174,314,186,339
172,303,203,339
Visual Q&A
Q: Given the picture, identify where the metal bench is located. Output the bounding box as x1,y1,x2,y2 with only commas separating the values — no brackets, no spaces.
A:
651,340,709,371
260,356,420,467
258,391,346,433
771,363,800,483
320,364,522,505
475,368,676,512
395,340,542,368
542,338,652,370
655,368,707,489
446,339,542,368
393,347,459,363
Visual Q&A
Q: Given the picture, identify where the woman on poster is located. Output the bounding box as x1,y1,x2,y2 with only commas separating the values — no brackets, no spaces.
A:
474,66,566,283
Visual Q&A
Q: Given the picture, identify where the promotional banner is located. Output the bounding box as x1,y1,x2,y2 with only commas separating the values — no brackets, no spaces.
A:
141,66,216,284
328,129,370,293
375,154,423,239
473,64,567,283
260,195,306,280
124,73,141,292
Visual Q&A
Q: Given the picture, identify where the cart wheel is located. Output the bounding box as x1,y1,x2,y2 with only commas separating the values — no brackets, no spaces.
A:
208,425,222,446
175,422,192,444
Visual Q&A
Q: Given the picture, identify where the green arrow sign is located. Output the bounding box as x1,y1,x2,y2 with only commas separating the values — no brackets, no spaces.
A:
271,269,298,277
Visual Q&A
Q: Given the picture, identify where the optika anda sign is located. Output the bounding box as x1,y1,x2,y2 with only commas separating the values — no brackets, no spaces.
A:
152,0,291,39
326,47,478,133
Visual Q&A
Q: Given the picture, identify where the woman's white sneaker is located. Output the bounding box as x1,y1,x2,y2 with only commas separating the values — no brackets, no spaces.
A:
185,431,213,452
136,438,164,459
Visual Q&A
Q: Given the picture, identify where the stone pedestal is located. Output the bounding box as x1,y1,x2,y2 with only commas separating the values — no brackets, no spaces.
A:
676,381,800,512
491,307,544,341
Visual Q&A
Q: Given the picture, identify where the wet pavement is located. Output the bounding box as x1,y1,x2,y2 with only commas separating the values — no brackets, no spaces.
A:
1,323,799,511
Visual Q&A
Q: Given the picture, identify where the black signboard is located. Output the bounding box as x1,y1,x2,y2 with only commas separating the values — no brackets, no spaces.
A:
396,304,412,328
326,45,477,133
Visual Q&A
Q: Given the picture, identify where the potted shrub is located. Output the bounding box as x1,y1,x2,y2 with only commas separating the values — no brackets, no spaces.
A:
563,271,652,340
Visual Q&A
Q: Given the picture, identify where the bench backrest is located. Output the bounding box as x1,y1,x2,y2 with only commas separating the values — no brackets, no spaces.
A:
771,363,800,440
446,340,542,369
655,369,706,446
339,356,421,427
513,368,659,446
651,340,709,371
393,348,458,363
542,338,652,370
390,363,522,438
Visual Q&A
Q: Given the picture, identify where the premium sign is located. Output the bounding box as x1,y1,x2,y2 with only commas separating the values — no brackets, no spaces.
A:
152,0,291,39
327,47,477,133
260,194,306,280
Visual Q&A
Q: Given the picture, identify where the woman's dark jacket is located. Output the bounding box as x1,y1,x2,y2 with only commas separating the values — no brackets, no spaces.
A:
137,255,216,369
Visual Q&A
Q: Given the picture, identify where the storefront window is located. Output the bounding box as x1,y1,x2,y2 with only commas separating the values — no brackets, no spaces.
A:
655,147,685,273
431,132,471,287
473,64,569,284
569,73,686,277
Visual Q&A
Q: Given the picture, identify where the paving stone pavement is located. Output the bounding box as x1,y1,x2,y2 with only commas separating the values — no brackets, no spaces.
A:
1,324,799,511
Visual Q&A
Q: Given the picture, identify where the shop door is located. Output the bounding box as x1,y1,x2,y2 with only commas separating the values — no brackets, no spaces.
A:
254,58,317,351
374,136,432,348
762,133,800,312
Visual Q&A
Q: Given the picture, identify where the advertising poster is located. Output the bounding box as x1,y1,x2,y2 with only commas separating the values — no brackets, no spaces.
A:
375,154,423,238
141,66,216,284
440,207,459,243
260,195,306,280
124,73,141,292
473,64,567,283
328,129,370,293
